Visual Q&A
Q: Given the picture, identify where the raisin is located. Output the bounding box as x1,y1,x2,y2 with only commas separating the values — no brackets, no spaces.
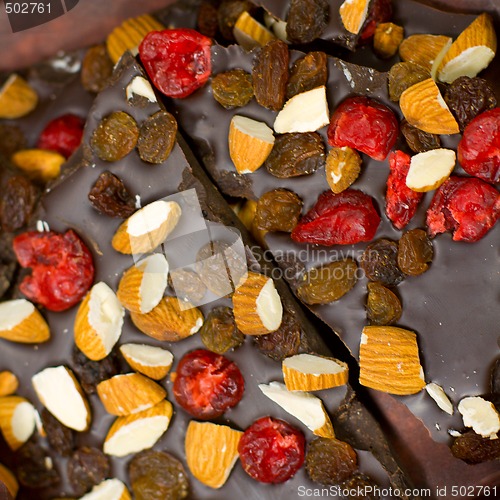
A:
265,132,325,178
286,0,329,44
139,29,212,99
0,124,26,157
297,259,358,305
397,229,433,276
200,306,244,354
458,107,500,184
385,150,423,230
168,268,206,303
41,408,74,457
492,358,500,395
451,430,500,464
291,190,381,246
426,176,500,242
359,0,393,42
325,146,362,194
88,171,136,218
327,96,398,161
173,349,245,419
360,239,405,287
91,111,139,162
217,0,255,40
252,40,289,111
137,111,177,164
286,51,328,99
13,229,95,312
373,22,404,59
400,119,441,153
67,447,110,497
37,113,85,159
255,189,303,232
239,416,305,483
366,282,402,325
129,450,189,500
81,44,113,93
340,473,381,499
211,69,254,108
388,62,429,102
197,0,220,38
0,175,39,232
444,76,497,131
0,261,16,300
15,441,60,489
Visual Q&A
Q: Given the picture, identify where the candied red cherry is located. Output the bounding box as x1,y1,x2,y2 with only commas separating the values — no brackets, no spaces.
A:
238,416,305,484
327,96,398,161
37,114,85,159
291,189,380,246
359,0,393,42
173,349,244,419
385,150,423,230
13,229,94,311
457,107,500,184
139,29,212,99
426,176,500,242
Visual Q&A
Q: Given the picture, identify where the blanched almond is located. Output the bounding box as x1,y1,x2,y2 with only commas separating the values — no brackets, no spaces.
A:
0,299,50,344
339,0,369,35
0,396,36,451
233,11,275,50
406,148,456,192
0,372,18,397
0,74,38,119
425,383,453,415
458,396,500,439
120,344,173,380
399,34,452,76
80,478,131,500
0,463,18,499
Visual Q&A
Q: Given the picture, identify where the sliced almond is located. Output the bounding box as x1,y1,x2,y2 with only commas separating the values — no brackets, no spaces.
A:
11,149,66,182
259,382,335,438
232,272,283,335
399,34,452,76
229,116,275,174
74,282,125,361
339,0,370,35
120,344,173,380
0,372,18,397
130,296,203,342
406,148,456,192
274,86,329,134
400,78,459,135
32,366,91,431
425,383,453,415
112,200,182,255
282,353,349,391
80,478,131,500
438,13,497,84
104,400,173,457
185,421,242,489
126,76,157,103
234,11,275,51
0,463,18,499
359,325,426,395
458,396,500,439
96,373,166,416
0,396,36,451
325,146,362,194
0,74,38,119
0,299,50,344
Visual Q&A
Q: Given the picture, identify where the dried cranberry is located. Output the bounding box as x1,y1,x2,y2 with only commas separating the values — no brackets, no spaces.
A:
359,0,393,42
139,29,212,99
13,229,94,311
426,176,500,242
238,416,305,483
457,107,500,184
385,150,423,230
37,114,85,159
328,96,398,161
291,190,380,246
173,349,244,419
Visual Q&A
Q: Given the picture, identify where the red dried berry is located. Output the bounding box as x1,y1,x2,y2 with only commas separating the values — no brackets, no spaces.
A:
457,107,500,184
238,416,305,484
173,348,244,419
426,176,500,242
37,114,85,159
291,189,381,246
327,96,398,161
13,230,94,311
385,150,423,230
359,0,393,42
139,29,212,99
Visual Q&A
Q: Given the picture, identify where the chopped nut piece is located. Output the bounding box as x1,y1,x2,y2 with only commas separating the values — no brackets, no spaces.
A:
325,146,362,194
374,22,404,59
458,396,500,439
425,383,454,415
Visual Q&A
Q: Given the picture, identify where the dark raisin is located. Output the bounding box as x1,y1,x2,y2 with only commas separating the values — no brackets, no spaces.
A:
366,282,402,325
297,259,358,305
388,62,429,102
397,229,433,276
305,437,358,485
41,408,74,457
360,239,405,287
129,450,189,500
217,0,256,41
200,306,244,354
88,171,136,218
286,0,329,44
0,175,39,232
211,69,254,109
265,132,325,178
137,111,177,164
91,111,139,162
253,40,289,111
0,124,27,157
15,441,60,489
0,260,16,300
451,430,500,464
81,44,113,93
491,358,500,395
340,473,381,499
286,51,328,99
444,76,497,131
197,0,220,38
168,268,207,303
401,119,441,153
255,189,303,232
67,447,110,497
